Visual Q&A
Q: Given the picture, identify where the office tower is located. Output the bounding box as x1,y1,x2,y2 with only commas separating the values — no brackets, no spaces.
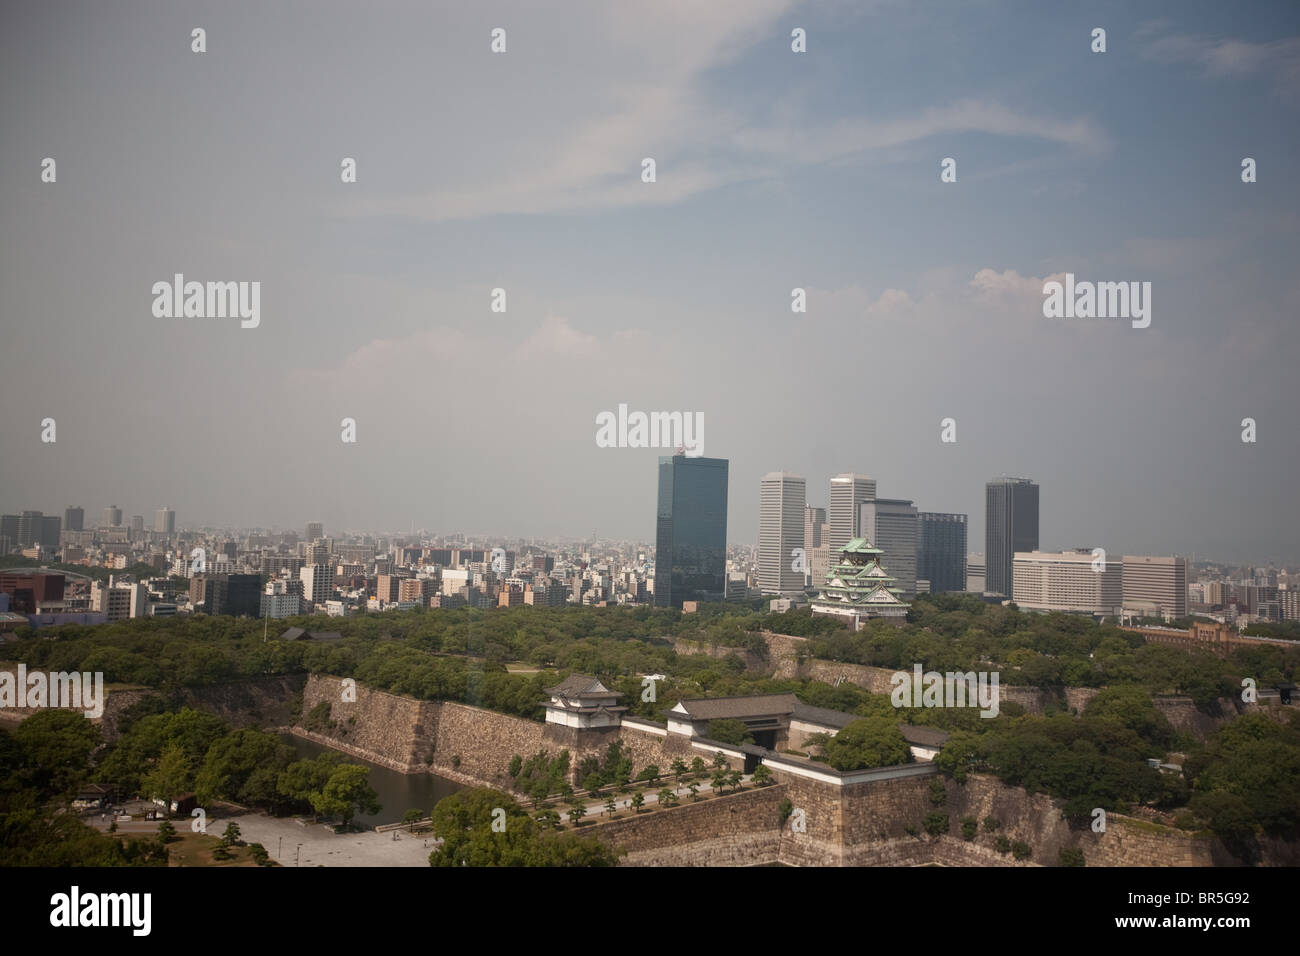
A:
261,579,302,618
804,506,825,551
985,477,1039,599
224,574,263,617
917,512,968,594
129,515,145,533
64,507,84,532
190,575,229,614
17,511,43,548
305,521,324,541
860,499,918,598
40,515,61,549
102,505,123,528
0,515,19,550
829,474,876,557
155,507,175,534
398,577,431,605
653,454,729,608
1122,556,1189,620
300,563,335,607
758,472,807,595
1013,550,1122,617
376,574,403,603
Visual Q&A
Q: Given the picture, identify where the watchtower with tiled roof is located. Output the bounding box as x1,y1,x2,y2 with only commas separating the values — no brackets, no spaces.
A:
543,674,628,730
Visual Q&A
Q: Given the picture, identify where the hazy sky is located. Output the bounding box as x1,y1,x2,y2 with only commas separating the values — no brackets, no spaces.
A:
2,0,1297,564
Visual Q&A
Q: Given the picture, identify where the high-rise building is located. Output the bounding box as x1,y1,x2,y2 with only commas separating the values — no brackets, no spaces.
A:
653,454,729,608
261,578,302,618
102,505,123,528
190,575,228,614
860,498,918,598
758,472,806,595
40,515,60,549
300,563,335,607
1122,556,1188,620
129,515,145,533
155,508,175,534
64,507,84,532
0,515,19,550
305,522,324,541
917,512,968,594
804,505,828,588
803,506,825,551
985,478,1039,599
17,511,43,548
376,574,404,603
829,474,876,557
1013,550,1122,617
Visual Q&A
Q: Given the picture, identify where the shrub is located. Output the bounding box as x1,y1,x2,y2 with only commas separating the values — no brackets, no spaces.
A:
994,835,1011,854
983,815,1000,832
928,779,947,806
778,798,793,824
960,816,978,841
1012,840,1032,860
1058,847,1085,867
923,812,949,837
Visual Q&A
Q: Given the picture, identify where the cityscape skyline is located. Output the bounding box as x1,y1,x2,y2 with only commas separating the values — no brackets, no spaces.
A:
3,2,1297,567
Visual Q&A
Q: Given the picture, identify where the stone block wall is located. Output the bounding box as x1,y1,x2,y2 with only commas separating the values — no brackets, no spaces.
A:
587,784,789,866
301,673,438,771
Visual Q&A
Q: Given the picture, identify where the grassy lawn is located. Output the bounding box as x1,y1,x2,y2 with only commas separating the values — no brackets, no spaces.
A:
166,831,278,867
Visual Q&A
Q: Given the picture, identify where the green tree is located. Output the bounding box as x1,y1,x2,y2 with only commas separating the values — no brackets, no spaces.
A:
751,764,773,786
143,742,193,811
11,709,101,799
820,717,911,772
567,802,587,826
429,789,618,867
314,764,380,826
156,820,176,843
403,808,424,831
220,821,242,847
631,791,645,813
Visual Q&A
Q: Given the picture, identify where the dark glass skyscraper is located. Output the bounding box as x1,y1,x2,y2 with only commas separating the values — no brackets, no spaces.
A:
917,511,967,594
654,454,728,607
985,478,1039,599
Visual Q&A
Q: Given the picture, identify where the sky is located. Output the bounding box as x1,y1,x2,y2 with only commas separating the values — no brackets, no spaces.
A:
1,0,1297,565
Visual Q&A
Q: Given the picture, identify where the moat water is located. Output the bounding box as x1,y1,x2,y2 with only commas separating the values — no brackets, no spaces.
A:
281,734,463,828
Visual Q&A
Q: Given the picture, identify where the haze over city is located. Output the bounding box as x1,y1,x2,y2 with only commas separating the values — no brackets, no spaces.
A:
2,0,1297,564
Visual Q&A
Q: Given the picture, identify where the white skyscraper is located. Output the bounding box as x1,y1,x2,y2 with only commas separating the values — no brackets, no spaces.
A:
759,472,806,595
155,507,175,533
829,473,876,557
860,498,919,598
